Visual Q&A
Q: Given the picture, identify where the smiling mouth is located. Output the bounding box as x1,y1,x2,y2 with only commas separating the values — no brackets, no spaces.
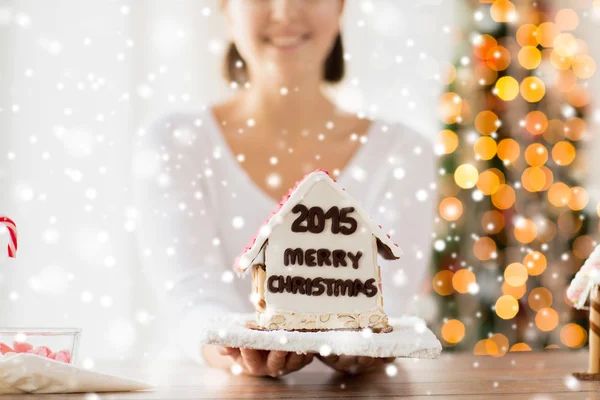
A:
264,34,311,49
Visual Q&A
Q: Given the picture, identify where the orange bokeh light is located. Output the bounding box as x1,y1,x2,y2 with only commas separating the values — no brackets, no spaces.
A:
482,210,505,234
502,281,527,300
433,270,454,296
525,143,548,166
455,164,479,189
560,323,587,348
536,22,560,48
486,46,511,71
568,186,589,211
442,319,466,344
495,76,520,101
517,24,539,47
496,295,519,319
497,139,520,164
548,182,571,207
564,118,586,141
490,0,516,23
555,9,579,31
492,184,516,210
438,92,463,124
475,110,499,136
474,136,497,160
535,308,559,332
504,263,528,287
523,251,547,276
552,141,576,166
514,218,538,243
452,269,477,294
440,197,463,221
528,287,553,311
518,46,542,70
525,111,548,135
477,169,501,195
473,34,499,60
473,237,497,261
521,77,546,103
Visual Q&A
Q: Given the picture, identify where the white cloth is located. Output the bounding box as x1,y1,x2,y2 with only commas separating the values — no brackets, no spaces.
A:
133,107,436,362
200,313,441,359
0,353,154,394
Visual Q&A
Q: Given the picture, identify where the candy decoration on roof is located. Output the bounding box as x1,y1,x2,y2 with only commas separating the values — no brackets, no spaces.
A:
0,216,18,258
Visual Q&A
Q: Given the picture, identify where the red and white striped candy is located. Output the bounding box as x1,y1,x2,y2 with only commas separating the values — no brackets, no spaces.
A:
0,216,18,258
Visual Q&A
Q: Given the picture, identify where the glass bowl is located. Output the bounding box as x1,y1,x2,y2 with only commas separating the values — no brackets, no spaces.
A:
0,327,81,364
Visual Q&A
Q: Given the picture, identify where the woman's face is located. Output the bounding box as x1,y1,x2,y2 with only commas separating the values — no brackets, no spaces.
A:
224,0,344,83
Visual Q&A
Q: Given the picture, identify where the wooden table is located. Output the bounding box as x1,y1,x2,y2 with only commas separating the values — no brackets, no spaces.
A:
6,352,600,399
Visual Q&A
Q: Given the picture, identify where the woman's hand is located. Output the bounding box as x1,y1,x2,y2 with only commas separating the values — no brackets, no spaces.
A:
317,354,396,374
218,347,315,378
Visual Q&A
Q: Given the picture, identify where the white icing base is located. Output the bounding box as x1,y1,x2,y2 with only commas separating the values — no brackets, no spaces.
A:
256,308,390,331
199,313,442,358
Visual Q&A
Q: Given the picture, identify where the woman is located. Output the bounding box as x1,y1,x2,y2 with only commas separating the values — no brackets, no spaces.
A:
135,0,435,377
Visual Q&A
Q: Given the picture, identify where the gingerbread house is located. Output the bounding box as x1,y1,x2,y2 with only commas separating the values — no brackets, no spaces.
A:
234,170,402,332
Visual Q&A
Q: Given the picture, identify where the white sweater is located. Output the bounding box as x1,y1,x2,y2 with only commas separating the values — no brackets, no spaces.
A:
133,107,436,362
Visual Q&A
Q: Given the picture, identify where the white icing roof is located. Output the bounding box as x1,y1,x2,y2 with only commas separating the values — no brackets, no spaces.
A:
234,170,403,273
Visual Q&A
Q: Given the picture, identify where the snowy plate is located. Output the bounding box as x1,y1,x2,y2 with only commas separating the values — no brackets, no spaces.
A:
199,313,441,359
0,353,154,394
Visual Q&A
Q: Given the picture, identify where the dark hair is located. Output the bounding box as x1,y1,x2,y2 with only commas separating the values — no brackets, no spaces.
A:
224,33,345,85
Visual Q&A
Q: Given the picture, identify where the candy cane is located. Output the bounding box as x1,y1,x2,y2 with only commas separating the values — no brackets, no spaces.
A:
0,216,17,258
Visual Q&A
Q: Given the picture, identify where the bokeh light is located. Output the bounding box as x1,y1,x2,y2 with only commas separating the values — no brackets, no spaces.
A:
525,111,548,135
497,139,520,164
572,55,596,79
548,182,571,207
440,197,463,221
552,141,576,166
502,281,527,299
528,287,553,311
436,129,459,154
535,308,559,331
504,263,528,286
514,218,538,243
520,76,546,102
536,22,560,48
486,46,511,71
482,210,505,234
491,184,516,209
525,143,548,166
490,0,516,23
442,319,466,344
477,169,501,195
475,111,499,135
560,323,587,348
523,251,547,276
564,117,586,141
453,269,477,294
438,92,463,124
454,164,479,189
433,270,454,296
473,34,498,60
474,136,497,160
487,333,510,357
555,9,579,31
568,186,589,211
495,76,519,101
516,24,538,47
510,343,532,352
518,46,542,70
495,295,519,319
473,237,497,261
